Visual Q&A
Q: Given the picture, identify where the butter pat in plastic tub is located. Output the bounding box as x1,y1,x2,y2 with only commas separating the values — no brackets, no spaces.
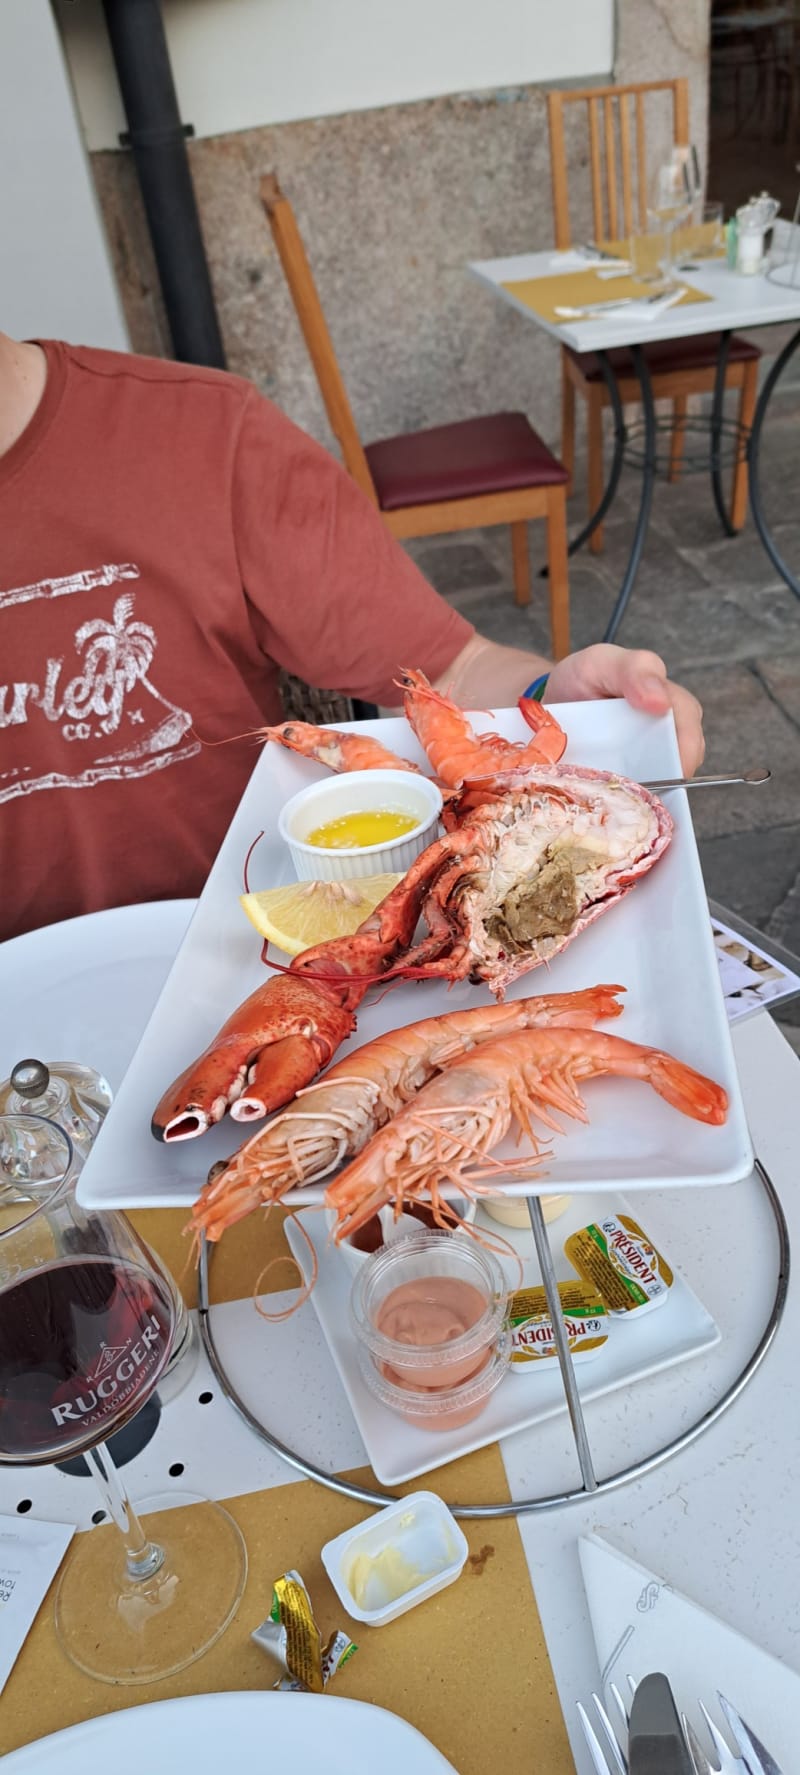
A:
509,1282,607,1369
564,1212,673,1318
482,1192,572,1230
321,1492,469,1626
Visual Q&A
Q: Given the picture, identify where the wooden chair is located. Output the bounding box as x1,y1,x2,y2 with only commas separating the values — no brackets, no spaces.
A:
548,78,760,552
260,174,571,659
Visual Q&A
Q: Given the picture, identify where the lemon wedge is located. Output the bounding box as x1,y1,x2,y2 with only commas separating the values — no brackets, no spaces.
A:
240,874,403,957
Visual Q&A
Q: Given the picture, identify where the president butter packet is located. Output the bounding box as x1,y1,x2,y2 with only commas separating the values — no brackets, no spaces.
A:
509,1281,608,1368
564,1213,673,1318
252,1570,356,1692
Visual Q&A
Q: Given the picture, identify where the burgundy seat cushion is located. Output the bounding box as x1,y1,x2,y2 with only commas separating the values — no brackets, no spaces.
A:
569,330,761,382
364,412,568,511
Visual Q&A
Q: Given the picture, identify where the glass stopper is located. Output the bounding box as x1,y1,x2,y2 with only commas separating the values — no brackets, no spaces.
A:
10,1059,51,1099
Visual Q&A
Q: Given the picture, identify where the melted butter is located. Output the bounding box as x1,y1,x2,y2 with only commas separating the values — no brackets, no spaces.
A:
306,809,419,849
348,1543,436,1610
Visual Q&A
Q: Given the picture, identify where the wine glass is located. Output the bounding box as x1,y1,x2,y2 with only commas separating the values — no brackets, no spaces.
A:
0,1114,246,1684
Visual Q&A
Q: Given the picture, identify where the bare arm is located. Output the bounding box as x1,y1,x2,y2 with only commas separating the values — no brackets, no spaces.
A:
430,635,705,776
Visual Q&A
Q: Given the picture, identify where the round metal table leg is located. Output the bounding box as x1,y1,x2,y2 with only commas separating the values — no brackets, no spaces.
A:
602,344,657,644
566,351,628,559
748,323,800,600
710,329,737,537
198,1158,789,1520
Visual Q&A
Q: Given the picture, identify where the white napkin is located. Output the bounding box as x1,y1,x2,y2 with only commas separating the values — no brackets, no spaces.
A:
547,250,630,272
579,1533,799,1768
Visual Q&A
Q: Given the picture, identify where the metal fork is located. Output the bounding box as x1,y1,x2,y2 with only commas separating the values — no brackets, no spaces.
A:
576,1680,632,1773
683,1693,785,1775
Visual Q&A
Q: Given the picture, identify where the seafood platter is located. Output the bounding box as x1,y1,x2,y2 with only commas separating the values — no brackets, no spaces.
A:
77,671,752,1231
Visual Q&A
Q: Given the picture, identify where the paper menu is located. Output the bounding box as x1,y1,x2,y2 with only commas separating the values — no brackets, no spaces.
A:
712,914,800,1023
0,1515,74,1694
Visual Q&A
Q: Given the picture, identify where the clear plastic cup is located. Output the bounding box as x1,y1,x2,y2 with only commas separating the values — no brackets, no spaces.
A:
349,1230,508,1391
357,1337,511,1431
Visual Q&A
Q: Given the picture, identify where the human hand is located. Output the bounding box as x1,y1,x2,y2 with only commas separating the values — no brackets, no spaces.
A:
544,644,704,777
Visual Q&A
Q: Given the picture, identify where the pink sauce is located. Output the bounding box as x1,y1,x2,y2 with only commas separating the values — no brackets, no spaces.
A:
374,1276,489,1388
378,1353,494,1431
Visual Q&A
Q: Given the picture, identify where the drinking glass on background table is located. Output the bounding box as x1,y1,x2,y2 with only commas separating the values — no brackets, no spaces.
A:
629,213,674,284
672,200,726,270
0,1114,246,1684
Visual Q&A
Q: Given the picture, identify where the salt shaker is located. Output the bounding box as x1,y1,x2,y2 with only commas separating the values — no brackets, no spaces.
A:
735,192,780,274
0,1058,113,1160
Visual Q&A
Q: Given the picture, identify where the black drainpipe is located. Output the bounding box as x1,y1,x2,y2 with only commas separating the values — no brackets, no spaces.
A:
101,0,226,368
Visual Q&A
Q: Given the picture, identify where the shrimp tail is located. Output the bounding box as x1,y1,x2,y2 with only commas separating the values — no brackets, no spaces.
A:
643,1050,729,1125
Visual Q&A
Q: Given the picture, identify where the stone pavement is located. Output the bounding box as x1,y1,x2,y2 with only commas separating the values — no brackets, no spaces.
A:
403,387,800,1045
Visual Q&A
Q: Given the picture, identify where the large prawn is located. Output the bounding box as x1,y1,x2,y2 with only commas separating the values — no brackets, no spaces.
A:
325,1027,729,1241
258,719,422,775
191,985,624,1239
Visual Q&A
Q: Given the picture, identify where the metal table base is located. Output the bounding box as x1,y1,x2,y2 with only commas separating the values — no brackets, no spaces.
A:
596,331,743,644
748,322,800,601
198,1158,788,1520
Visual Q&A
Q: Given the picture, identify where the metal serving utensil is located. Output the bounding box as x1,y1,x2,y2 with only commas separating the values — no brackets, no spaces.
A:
554,288,678,319
641,767,771,793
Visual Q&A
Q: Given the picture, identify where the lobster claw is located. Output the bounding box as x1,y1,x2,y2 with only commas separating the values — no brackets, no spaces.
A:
150,982,358,1142
229,1033,324,1123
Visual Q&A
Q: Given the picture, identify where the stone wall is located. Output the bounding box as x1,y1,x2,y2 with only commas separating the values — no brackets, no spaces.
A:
90,0,711,459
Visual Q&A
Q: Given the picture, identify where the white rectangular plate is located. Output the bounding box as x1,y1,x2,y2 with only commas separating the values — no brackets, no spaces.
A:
285,1194,721,1486
77,701,753,1211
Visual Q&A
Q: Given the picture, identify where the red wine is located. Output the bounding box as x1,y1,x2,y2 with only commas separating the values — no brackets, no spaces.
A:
0,1257,173,1464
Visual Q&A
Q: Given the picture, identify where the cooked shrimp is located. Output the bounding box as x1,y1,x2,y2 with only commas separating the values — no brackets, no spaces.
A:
399,668,567,784
325,1026,728,1240
191,986,624,1241
261,719,420,775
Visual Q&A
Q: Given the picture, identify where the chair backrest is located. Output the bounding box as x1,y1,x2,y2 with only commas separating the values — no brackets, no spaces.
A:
259,174,378,504
547,78,690,248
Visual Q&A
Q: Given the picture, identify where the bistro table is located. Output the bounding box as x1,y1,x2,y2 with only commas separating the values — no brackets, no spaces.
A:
0,903,798,1771
469,247,800,639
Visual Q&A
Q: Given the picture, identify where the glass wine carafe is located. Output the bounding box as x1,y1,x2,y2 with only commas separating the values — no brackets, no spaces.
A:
0,1115,246,1684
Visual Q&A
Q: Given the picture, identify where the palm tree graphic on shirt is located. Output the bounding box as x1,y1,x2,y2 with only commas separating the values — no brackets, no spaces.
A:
72,594,158,734
65,591,195,759
0,568,200,803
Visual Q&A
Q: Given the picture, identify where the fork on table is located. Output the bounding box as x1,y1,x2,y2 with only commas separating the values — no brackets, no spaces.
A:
576,1679,784,1775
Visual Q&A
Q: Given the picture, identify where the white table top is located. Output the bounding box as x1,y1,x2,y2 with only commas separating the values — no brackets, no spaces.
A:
1,902,798,1770
469,247,800,351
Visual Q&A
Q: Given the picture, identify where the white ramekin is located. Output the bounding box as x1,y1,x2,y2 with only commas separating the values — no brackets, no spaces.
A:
277,768,443,882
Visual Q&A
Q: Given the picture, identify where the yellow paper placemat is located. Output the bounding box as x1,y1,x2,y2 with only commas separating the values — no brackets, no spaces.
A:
0,1450,574,1772
503,267,711,325
132,1201,303,1308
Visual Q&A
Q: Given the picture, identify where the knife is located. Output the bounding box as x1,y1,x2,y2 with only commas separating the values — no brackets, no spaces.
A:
629,1672,694,1774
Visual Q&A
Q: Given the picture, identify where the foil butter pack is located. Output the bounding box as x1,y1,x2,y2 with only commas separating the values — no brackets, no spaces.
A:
509,1282,608,1369
252,1571,356,1693
564,1213,674,1318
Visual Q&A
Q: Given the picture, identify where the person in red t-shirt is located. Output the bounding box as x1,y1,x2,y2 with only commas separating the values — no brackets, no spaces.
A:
0,332,703,941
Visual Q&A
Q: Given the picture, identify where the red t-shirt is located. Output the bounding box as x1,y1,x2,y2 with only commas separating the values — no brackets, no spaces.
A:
0,342,471,940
